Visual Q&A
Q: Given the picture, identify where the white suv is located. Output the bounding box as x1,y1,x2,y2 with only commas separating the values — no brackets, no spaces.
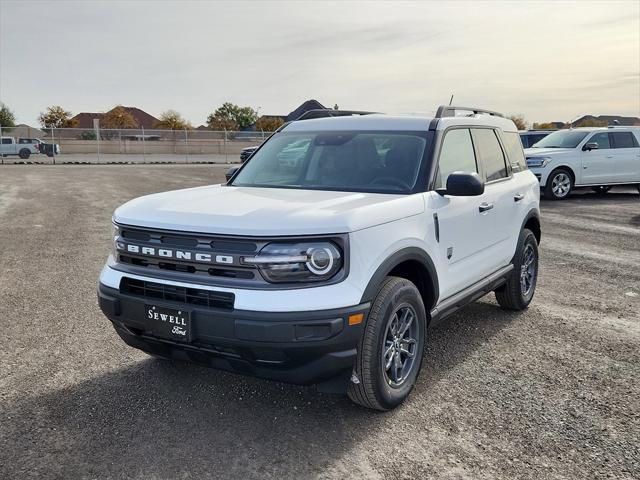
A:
98,106,541,410
525,127,640,199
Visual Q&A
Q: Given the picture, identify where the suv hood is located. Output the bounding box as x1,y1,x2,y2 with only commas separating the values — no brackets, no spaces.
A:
113,185,424,235
524,147,575,157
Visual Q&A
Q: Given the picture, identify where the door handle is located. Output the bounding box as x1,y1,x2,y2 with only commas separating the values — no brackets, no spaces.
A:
514,193,524,202
479,202,494,213
606,155,614,159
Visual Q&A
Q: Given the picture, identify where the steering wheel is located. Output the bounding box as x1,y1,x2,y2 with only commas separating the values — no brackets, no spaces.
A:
370,177,411,190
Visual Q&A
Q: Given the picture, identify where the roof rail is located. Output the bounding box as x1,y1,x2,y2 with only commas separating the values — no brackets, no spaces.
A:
295,109,378,121
435,105,504,119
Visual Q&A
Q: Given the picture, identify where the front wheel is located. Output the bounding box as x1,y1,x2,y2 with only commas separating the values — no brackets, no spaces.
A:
495,228,539,310
544,169,573,200
19,149,31,159
348,276,426,411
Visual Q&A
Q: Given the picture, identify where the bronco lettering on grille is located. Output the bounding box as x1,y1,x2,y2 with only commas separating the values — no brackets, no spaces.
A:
118,242,235,265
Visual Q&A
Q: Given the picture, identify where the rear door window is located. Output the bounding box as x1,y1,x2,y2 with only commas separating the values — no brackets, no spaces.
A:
471,128,508,182
611,132,639,148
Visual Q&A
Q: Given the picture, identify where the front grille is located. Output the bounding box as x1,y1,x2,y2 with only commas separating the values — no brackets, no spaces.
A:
120,277,235,310
115,226,261,284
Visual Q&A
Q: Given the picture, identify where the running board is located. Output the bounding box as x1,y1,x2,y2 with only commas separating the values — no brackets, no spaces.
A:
429,264,514,327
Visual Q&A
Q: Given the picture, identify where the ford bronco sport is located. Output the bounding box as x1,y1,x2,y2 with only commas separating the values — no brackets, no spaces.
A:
98,106,541,410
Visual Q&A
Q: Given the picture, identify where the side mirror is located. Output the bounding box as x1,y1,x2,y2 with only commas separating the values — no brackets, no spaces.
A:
225,165,240,182
582,142,598,151
437,172,484,197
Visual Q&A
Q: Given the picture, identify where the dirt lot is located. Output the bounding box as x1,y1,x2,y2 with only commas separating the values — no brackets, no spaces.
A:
0,165,638,480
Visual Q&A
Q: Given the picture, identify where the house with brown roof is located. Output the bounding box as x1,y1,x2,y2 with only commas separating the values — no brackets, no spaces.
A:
573,115,640,126
71,106,160,129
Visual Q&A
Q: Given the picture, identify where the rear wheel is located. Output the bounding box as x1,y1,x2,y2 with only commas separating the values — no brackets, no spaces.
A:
19,149,30,159
544,169,573,200
495,228,538,310
591,186,612,194
348,276,426,411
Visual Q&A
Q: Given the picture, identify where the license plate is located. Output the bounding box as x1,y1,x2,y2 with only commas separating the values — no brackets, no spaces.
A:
145,304,191,342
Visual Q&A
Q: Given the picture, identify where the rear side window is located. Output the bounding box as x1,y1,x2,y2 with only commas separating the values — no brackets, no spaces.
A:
435,128,477,189
472,129,508,182
1,138,12,144
611,132,639,148
588,132,610,149
502,132,527,172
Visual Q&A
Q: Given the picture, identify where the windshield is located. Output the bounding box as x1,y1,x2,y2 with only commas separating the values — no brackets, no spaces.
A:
530,130,589,148
231,131,428,194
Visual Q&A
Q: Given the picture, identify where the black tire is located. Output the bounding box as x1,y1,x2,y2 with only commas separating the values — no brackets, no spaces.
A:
19,149,30,159
348,276,426,411
495,228,538,310
591,186,612,194
544,168,573,200
637,184,640,194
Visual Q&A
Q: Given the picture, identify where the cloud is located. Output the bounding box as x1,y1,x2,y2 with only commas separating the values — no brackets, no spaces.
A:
0,0,638,125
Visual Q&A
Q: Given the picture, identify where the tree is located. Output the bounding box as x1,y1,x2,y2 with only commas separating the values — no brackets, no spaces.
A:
0,103,16,128
154,110,192,130
38,105,78,128
236,106,259,129
101,106,138,129
255,116,284,132
206,102,258,130
509,114,527,130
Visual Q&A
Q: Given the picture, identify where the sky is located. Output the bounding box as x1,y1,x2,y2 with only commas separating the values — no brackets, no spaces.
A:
0,0,639,127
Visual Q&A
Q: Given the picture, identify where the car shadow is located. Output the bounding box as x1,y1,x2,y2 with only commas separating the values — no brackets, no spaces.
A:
541,189,640,204
1,300,523,479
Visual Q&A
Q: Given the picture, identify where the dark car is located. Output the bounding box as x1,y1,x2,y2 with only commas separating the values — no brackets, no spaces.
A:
519,130,554,148
240,146,258,162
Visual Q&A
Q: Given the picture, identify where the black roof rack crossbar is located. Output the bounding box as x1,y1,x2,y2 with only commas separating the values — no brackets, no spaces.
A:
295,109,378,121
435,105,504,119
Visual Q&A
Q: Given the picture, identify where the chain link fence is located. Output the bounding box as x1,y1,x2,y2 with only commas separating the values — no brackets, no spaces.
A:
1,126,271,164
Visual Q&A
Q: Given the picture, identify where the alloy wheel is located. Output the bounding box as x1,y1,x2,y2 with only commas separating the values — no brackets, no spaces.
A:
520,244,536,297
551,173,571,198
382,305,419,387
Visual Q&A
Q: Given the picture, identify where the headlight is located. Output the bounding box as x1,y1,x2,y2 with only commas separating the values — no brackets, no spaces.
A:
111,222,120,259
242,241,342,283
526,157,551,168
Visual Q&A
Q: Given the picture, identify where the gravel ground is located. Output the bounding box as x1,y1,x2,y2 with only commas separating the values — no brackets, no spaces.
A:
0,165,638,480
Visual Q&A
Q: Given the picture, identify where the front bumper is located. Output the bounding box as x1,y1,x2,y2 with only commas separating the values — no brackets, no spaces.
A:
98,283,369,388
527,167,546,186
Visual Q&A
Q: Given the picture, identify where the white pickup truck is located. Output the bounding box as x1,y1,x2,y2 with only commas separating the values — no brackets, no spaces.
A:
1,137,40,159
0,137,61,159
